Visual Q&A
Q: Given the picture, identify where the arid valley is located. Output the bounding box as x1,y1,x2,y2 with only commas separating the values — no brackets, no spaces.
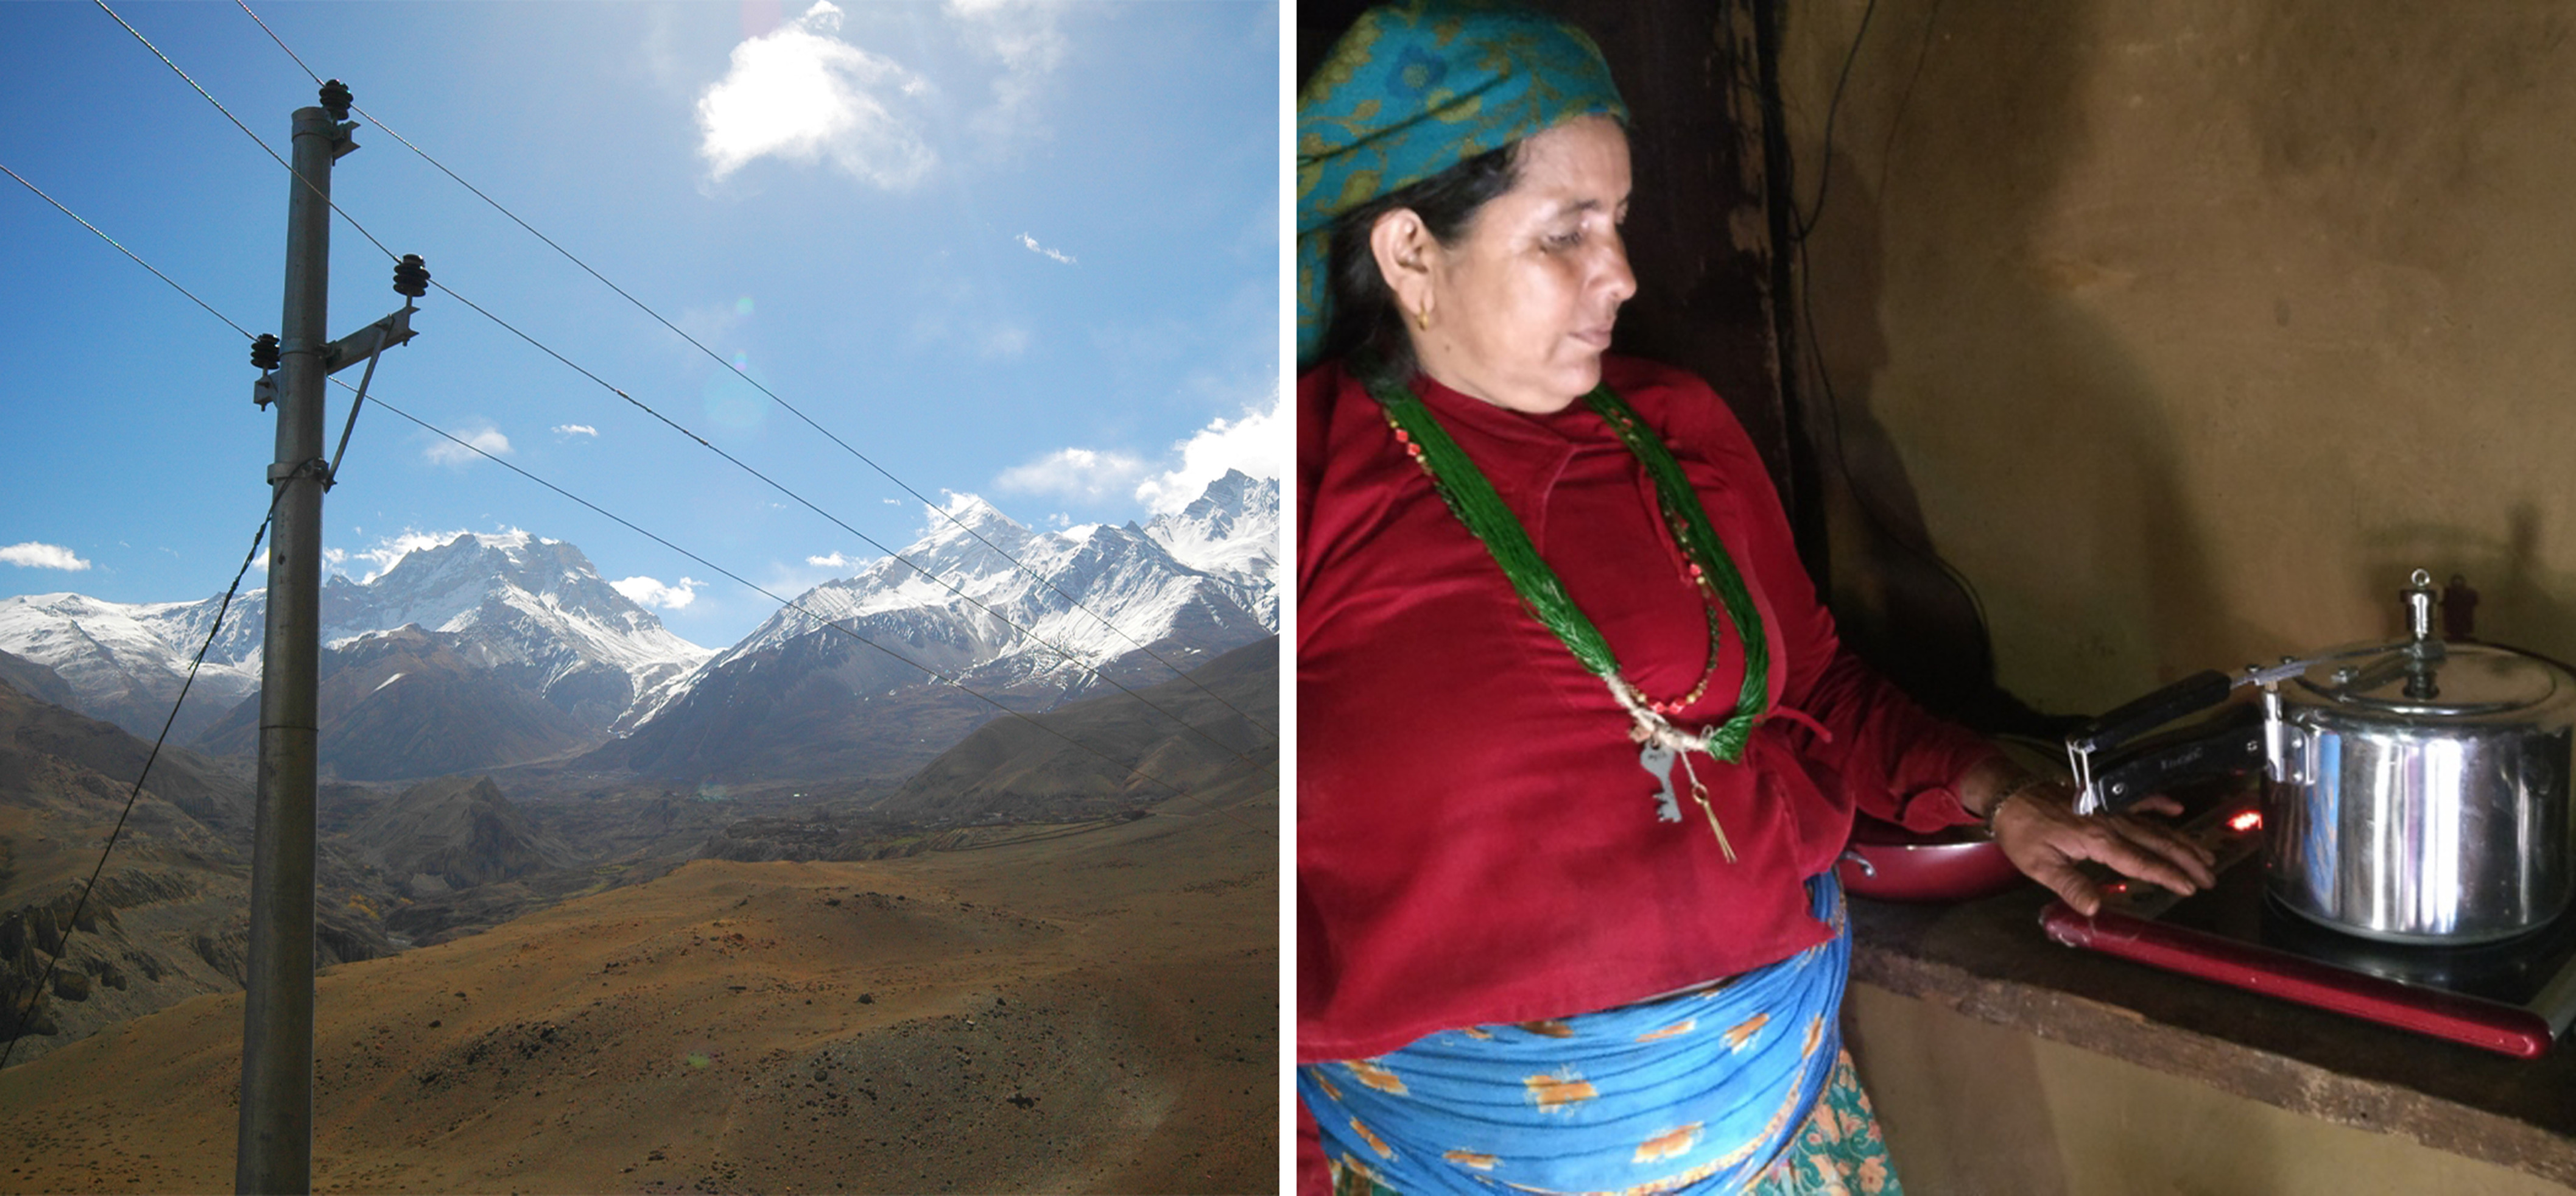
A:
0,781,1274,1192
0,473,1280,1192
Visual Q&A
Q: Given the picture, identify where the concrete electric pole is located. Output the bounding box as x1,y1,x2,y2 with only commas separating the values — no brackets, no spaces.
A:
237,79,421,1196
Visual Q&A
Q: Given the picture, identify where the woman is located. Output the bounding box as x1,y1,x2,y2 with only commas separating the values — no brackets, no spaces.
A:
1295,4,2217,1193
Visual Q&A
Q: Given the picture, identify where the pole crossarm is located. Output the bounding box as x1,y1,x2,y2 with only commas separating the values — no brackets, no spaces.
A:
319,304,413,375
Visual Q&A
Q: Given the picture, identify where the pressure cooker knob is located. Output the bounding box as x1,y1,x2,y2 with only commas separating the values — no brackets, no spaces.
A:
2404,569,2437,644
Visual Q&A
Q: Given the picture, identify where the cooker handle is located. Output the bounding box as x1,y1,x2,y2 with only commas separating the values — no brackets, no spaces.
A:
2082,702,2267,814
2069,669,2235,756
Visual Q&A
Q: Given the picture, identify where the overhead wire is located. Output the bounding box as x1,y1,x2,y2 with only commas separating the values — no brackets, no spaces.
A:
94,0,403,267
231,0,1281,745
420,278,1278,776
2,167,1275,844
0,161,255,342
353,385,1275,835
99,0,1276,776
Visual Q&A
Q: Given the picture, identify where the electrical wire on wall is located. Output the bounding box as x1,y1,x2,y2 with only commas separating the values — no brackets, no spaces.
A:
1778,0,2016,718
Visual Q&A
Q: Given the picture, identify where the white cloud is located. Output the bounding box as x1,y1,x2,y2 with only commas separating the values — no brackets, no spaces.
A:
947,0,1068,150
613,575,702,610
671,298,753,350
554,424,599,438
1017,232,1075,265
993,447,1150,504
980,324,1030,359
0,542,90,571
424,424,512,467
697,1,936,188
1133,390,1284,515
806,551,866,569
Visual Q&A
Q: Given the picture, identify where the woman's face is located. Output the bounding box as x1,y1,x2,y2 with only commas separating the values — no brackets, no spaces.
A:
1404,115,1636,414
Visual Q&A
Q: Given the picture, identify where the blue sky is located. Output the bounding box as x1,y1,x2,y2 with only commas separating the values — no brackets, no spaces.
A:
0,0,1282,649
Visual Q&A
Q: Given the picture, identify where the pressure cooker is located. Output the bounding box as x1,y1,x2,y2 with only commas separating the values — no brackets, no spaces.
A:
2065,570,2576,944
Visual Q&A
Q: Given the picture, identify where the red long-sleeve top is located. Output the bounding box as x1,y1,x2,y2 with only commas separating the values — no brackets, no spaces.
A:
1297,355,1999,1063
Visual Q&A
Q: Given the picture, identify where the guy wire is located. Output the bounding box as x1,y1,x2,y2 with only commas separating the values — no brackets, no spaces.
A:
4,175,1276,979
0,501,278,1071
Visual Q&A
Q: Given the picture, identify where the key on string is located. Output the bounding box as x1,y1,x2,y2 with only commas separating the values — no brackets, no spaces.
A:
1639,742,1681,822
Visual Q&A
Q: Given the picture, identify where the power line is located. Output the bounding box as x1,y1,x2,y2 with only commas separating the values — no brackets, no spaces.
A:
102,0,1275,775
423,278,1278,776
93,0,402,267
231,0,1281,745
7,174,1273,839
356,384,1274,834
0,160,253,341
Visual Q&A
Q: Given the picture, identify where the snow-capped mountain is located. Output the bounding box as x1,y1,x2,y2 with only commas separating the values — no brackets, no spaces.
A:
306,531,713,733
589,473,1279,782
0,593,263,744
1143,468,1278,627
0,532,711,751
2,473,1275,786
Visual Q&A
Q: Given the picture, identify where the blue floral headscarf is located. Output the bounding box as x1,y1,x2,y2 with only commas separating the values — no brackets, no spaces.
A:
1296,1,1628,368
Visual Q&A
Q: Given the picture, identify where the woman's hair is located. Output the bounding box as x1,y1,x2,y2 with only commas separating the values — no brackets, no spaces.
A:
1317,140,1523,387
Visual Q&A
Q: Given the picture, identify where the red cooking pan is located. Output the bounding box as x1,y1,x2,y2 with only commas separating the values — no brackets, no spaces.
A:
1835,736,2055,902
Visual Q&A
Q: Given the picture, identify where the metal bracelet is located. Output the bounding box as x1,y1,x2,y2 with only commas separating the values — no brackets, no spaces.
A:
1981,772,2057,831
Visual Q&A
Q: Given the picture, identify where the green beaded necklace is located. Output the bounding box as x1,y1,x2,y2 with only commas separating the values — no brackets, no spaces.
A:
1364,369,1772,858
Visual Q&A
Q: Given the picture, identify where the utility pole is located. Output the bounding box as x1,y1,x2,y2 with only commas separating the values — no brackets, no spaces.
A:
238,80,421,1196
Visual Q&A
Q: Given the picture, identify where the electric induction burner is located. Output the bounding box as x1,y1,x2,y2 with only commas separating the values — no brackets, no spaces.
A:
2039,789,2576,1058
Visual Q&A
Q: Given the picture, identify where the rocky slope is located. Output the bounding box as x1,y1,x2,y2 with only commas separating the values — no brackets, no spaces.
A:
0,672,399,1065
353,775,579,898
879,635,1278,825
192,625,602,783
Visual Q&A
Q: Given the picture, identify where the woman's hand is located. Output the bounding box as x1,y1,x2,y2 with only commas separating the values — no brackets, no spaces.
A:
1987,783,2219,917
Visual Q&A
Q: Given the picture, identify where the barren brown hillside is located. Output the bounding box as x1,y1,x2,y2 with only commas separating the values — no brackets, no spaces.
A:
0,784,1275,1194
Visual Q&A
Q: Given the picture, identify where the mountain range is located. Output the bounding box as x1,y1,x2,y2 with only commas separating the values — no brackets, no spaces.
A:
0,471,1278,786
0,624,1276,1069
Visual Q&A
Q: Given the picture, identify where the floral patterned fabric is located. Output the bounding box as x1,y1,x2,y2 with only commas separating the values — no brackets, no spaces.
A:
1747,1050,1902,1196
1295,0,1628,366
1324,1047,1901,1196
1300,876,1886,1195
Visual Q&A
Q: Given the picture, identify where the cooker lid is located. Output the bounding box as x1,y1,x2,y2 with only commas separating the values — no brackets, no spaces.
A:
2295,640,2566,719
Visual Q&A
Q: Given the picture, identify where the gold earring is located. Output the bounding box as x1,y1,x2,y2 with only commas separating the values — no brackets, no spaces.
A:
1413,303,1431,332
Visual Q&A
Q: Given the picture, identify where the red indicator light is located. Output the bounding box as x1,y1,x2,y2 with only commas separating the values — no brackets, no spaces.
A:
2228,809,2262,833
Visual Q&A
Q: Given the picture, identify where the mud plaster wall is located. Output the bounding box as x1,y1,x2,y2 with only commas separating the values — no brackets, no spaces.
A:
1843,984,2576,1196
1779,0,2576,717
